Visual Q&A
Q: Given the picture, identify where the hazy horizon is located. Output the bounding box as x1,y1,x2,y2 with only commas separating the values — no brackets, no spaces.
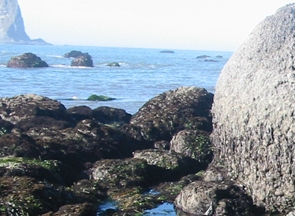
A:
18,0,294,52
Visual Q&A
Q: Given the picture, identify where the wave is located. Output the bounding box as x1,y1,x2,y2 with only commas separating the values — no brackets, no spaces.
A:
46,54,64,58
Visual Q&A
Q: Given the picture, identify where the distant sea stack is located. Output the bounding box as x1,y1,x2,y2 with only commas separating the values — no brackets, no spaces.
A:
0,0,49,45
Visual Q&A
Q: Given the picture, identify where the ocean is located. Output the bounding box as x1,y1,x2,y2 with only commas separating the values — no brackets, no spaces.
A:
0,44,231,215
0,44,231,114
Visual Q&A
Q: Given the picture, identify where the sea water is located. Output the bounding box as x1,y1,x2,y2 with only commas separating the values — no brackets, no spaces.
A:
0,44,231,114
1,44,231,215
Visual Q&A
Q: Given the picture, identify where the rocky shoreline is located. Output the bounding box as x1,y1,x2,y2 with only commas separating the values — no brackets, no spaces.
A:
0,87,216,215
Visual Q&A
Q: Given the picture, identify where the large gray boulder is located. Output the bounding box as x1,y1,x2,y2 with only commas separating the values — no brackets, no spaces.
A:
211,3,295,212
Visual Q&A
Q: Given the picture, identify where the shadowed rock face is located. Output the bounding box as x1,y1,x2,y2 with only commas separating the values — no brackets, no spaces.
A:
0,0,48,44
211,3,295,212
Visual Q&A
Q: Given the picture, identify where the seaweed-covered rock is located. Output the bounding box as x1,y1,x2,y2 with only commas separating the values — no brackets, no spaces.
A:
7,53,48,68
0,94,68,125
130,86,213,142
91,158,149,189
87,94,115,101
0,134,40,158
170,129,213,164
133,149,193,181
0,176,77,216
211,3,295,212
26,120,137,168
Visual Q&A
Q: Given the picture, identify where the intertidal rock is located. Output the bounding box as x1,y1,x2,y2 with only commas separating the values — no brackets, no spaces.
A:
211,3,295,213
7,53,49,68
130,86,213,142
0,94,68,125
170,129,212,164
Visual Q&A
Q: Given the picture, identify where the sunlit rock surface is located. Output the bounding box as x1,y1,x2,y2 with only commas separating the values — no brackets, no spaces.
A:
211,3,295,213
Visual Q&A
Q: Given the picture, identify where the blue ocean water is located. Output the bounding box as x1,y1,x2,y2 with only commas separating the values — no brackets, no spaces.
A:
0,44,231,114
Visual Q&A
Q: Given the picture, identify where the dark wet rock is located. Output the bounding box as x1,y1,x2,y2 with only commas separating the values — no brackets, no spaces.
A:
0,94,69,125
196,55,210,59
133,149,195,182
0,87,215,215
26,120,137,169
71,55,93,67
93,106,131,126
7,52,48,68
42,203,98,216
107,62,120,67
0,156,76,186
0,176,78,216
91,158,149,189
16,116,71,132
64,50,91,58
0,134,40,158
170,129,213,164
71,179,107,202
204,59,218,62
87,94,115,101
0,118,15,136
175,180,255,216
154,140,170,150
216,55,223,58
130,86,213,142
211,3,295,212
160,50,174,53
67,106,93,123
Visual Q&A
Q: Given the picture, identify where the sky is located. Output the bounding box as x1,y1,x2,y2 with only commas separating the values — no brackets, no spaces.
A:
18,0,294,51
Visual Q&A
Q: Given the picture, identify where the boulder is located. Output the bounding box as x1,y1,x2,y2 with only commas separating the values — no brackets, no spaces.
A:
211,3,295,212
93,106,131,125
170,129,213,164
7,53,48,68
67,106,93,123
130,86,213,142
133,149,192,182
71,55,93,67
91,158,149,189
174,180,255,216
87,94,115,101
0,94,69,125
64,50,91,58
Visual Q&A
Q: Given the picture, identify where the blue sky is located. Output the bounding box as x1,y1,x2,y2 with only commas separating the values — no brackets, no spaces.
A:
18,0,293,51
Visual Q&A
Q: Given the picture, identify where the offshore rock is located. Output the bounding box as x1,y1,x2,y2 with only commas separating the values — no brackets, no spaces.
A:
0,0,48,44
64,50,91,58
130,86,213,142
71,55,93,67
211,3,295,212
7,53,49,68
